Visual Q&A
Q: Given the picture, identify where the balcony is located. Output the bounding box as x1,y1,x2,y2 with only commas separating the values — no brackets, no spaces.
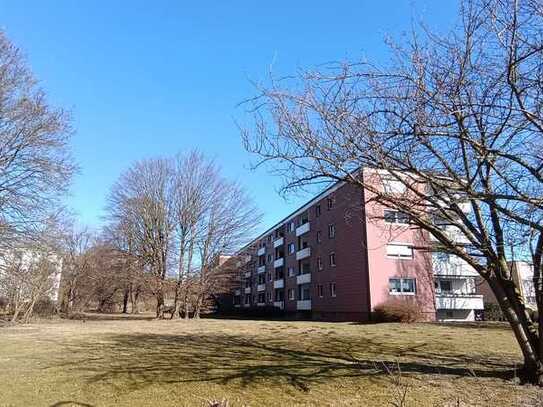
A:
430,226,470,245
273,237,284,248
257,265,266,274
435,294,484,310
234,289,240,296
244,287,251,294
273,279,284,289
274,257,284,268
297,273,311,285
234,304,241,308
257,302,265,307
296,247,311,260
243,303,250,308
432,255,478,277
257,283,266,292
297,300,312,310
257,247,266,256
244,271,251,278
273,301,284,310
296,222,310,236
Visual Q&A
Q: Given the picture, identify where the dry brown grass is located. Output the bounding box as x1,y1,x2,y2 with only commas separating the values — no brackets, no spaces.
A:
0,313,541,406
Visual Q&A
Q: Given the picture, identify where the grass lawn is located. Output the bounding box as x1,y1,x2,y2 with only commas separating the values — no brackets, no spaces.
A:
1,314,542,407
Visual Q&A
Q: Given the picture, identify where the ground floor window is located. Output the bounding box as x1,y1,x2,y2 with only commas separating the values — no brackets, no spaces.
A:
257,293,265,303
329,282,336,297
317,284,324,297
275,289,284,301
288,288,295,300
298,283,311,300
389,278,416,295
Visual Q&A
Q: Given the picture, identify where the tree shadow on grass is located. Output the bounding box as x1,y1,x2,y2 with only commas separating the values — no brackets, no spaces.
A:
43,331,519,393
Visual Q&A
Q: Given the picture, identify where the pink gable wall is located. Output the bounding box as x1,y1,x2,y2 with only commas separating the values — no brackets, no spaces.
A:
362,171,436,321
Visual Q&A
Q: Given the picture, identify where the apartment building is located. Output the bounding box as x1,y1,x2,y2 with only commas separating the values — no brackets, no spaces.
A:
230,171,484,321
478,261,537,311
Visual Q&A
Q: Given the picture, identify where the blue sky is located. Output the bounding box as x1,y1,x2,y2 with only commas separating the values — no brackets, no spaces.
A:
1,1,458,234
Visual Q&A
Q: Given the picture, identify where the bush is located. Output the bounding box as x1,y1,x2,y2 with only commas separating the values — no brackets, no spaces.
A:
33,297,57,317
373,298,422,323
484,303,505,321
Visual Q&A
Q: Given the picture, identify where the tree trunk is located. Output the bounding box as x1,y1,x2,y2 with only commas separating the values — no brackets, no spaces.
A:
122,288,129,314
488,277,542,383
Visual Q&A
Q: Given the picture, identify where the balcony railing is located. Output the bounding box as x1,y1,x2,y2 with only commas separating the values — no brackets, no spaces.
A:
244,287,251,294
234,289,240,296
257,265,266,274
435,293,483,310
244,271,251,278
432,255,479,277
297,300,312,310
296,247,311,260
257,247,266,256
273,279,284,289
273,237,284,248
274,257,284,268
273,301,284,310
297,273,311,285
296,222,310,237
257,283,266,292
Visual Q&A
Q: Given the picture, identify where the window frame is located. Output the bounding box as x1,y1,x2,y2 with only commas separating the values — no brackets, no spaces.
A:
389,278,416,295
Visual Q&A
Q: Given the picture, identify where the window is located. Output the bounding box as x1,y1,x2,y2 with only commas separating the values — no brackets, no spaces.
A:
327,197,334,210
329,282,336,297
288,243,296,254
267,235,272,242
317,231,322,243
275,289,284,302
288,288,295,300
389,278,416,295
328,224,336,239
257,293,265,303
267,272,272,282
298,284,311,300
383,209,409,224
244,294,251,304
275,267,284,280
299,212,309,225
317,284,324,298
245,279,251,288
258,274,265,284
233,296,241,305
317,257,323,271
386,243,413,259
329,252,336,267
383,176,406,194
288,267,295,277
315,204,321,217
287,221,295,232
267,254,272,263
439,279,452,293
267,291,272,302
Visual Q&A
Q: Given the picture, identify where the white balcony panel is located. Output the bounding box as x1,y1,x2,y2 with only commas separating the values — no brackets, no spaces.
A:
257,283,266,292
244,287,251,294
296,222,310,236
297,273,311,285
273,301,284,310
273,237,284,248
432,255,478,277
257,302,265,307
257,247,266,256
257,265,266,274
297,300,312,310
234,304,241,308
273,279,284,289
234,289,240,295
296,247,311,260
435,294,483,310
430,226,470,245
243,303,250,308
274,258,284,268
244,271,251,278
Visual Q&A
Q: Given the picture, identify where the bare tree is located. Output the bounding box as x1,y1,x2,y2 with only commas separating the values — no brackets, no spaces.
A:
0,31,76,249
107,158,176,318
242,0,543,385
